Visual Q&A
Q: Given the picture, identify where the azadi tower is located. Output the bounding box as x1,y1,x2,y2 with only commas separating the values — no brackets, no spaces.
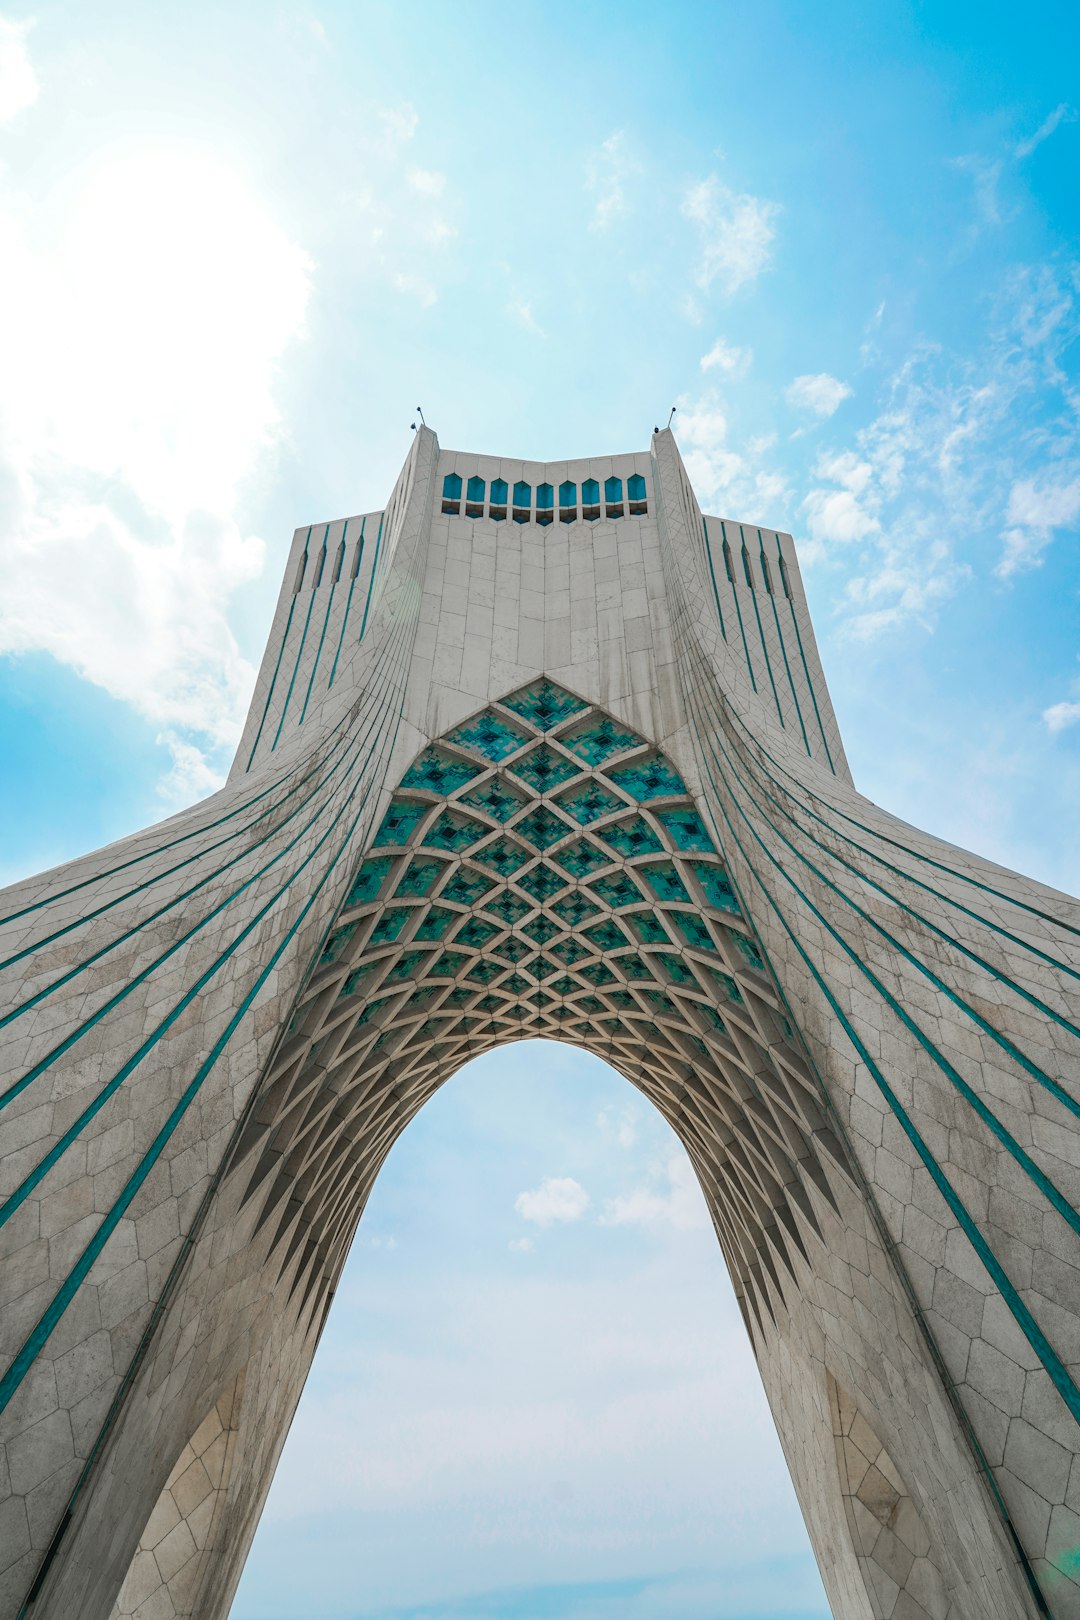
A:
1,425,1079,1620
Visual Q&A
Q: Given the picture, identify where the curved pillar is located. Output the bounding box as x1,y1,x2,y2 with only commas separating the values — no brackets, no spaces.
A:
0,427,1077,1619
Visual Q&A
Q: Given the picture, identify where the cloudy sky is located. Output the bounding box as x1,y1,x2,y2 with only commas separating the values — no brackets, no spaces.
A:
0,2,1077,1617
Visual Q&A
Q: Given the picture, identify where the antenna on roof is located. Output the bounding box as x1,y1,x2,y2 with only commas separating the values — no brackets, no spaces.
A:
416,405,426,425
666,406,677,430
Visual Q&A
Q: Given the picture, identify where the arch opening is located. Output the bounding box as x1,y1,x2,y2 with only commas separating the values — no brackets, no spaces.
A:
228,679,853,1365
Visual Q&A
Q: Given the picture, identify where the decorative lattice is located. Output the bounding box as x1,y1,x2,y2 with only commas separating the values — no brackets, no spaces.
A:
501,678,587,731
448,711,529,762
401,748,481,796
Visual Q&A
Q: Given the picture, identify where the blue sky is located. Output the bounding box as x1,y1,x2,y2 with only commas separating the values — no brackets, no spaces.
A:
0,3,1076,1617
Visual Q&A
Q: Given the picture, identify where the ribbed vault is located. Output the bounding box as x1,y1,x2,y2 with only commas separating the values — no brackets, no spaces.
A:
230,679,854,1346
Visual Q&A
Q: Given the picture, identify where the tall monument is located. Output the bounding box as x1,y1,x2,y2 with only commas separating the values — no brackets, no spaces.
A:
1,426,1078,1620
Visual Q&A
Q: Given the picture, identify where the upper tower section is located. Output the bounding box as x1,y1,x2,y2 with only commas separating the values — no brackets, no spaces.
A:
231,425,849,788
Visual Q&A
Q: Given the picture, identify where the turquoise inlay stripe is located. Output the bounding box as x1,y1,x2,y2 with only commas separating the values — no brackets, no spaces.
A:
271,555,321,752
701,517,727,641
0,608,416,1117
711,729,1080,1239
0,606,417,1257
722,720,1080,1054
724,698,1080,982
298,524,342,725
0,697,369,1034
327,515,366,689
246,526,311,768
776,534,835,773
720,522,757,694
358,513,385,643
0,698,407,1418
688,689,1080,1427
740,526,784,728
761,531,810,757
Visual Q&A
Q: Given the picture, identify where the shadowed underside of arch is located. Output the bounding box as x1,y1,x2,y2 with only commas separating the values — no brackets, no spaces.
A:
231,679,847,1351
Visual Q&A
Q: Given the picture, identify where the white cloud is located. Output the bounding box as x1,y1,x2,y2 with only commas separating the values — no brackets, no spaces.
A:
802,487,878,544
681,175,779,296
407,166,446,197
1043,701,1080,735
1016,103,1075,160
393,269,438,307
0,147,313,789
374,101,419,155
699,336,752,376
674,390,790,518
514,1176,590,1227
786,372,852,417
0,17,36,123
586,131,638,231
997,472,1080,576
600,1154,709,1232
597,1104,639,1149
952,154,1003,228
508,1236,534,1253
507,298,545,338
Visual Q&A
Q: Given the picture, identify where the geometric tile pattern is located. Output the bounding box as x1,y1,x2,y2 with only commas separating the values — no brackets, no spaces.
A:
233,681,841,1352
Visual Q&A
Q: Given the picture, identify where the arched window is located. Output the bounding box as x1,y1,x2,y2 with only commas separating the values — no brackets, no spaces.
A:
466,475,486,517
559,481,577,523
512,481,532,524
604,476,624,518
441,473,462,515
582,478,600,521
536,482,554,526
628,473,647,515
490,478,508,520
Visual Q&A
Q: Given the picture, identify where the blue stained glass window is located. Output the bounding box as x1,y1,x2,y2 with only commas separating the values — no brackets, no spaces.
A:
641,862,690,903
490,478,508,506
674,912,715,951
467,475,486,503
626,910,669,944
551,891,600,927
559,481,577,507
554,839,609,879
395,859,444,897
370,908,408,943
442,473,462,501
517,864,565,902
422,810,487,852
604,476,623,503
727,926,764,969
461,779,526,823
585,919,627,952
374,798,428,846
582,478,600,504
503,678,587,732
536,482,554,509
513,481,532,508
510,744,579,794
598,817,663,857
441,868,497,906
475,836,529,877
556,782,621,826
401,748,481,796
627,474,646,502
448,710,529,762
691,861,740,913
563,715,642,766
346,858,391,906
606,755,686,800
416,906,455,940
656,808,716,853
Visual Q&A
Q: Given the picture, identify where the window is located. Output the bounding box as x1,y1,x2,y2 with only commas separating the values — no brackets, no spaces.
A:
466,475,485,518
536,482,554,526
441,472,462,515
559,480,577,522
722,539,735,583
490,478,508,520
742,546,755,589
778,552,792,599
582,477,600,521
513,481,532,524
628,473,647,515
605,476,624,518
332,538,345,584
759,549,774,595
313,544,327,588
